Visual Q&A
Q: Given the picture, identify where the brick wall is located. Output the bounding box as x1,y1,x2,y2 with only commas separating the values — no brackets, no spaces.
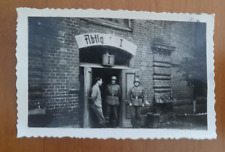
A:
131,20,155,103
28,18,44,110
29,18,81,127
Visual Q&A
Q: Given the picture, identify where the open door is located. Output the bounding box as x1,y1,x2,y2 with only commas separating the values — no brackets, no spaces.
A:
83,67,92,128
120,69,137,128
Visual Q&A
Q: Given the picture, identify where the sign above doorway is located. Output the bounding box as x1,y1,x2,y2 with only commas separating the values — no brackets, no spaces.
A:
75,33,137,55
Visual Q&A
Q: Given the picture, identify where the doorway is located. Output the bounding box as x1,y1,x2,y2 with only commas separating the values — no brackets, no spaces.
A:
80,66,137,128
91,68,122,127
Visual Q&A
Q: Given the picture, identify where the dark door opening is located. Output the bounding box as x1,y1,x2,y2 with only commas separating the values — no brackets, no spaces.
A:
80,67,135,128
91,68,122,127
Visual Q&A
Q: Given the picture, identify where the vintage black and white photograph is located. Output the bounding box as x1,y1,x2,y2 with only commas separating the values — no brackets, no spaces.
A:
16,8,216,139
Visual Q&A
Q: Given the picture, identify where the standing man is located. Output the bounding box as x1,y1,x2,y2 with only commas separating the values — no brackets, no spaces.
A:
128,77,146,128
105,76,121,127
89,77,105,128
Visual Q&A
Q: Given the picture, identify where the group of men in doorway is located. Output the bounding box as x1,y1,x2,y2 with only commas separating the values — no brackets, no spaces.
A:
89,75,147,128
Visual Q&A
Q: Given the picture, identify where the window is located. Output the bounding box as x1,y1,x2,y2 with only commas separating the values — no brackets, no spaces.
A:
83,18,132,31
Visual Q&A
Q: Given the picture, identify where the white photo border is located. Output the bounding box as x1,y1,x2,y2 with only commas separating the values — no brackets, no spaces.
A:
16,8,216,139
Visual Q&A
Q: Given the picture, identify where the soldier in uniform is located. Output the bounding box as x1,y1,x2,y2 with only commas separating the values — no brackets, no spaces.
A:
105,76,121,127
89,77,105,128
128,77,146,128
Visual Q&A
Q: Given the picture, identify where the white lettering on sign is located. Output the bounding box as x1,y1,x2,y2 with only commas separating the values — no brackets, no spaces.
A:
75,33,137,55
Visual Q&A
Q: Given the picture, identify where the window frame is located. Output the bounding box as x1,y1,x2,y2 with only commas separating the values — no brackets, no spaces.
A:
82,18,132,31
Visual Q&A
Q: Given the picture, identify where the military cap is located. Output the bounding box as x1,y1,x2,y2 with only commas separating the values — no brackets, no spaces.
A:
111,76,117,80
134,77,140,83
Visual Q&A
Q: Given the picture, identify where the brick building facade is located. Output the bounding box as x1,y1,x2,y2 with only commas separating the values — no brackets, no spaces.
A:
28,17,206,127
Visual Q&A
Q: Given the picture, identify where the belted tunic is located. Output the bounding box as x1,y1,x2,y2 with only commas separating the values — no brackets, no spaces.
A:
128,86,146,106
106,84,120,106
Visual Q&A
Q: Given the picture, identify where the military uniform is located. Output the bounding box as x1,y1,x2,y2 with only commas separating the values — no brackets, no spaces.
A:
128,79,146,128
106,84,120,106
90,83,105,127
105,76,121,127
